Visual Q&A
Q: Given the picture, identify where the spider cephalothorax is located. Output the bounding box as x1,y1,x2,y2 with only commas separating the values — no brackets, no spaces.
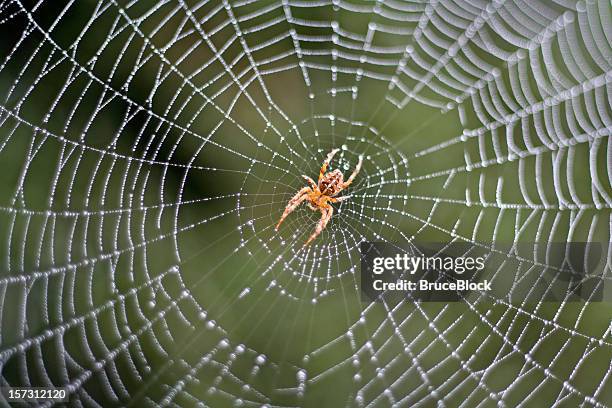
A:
275,149,363,246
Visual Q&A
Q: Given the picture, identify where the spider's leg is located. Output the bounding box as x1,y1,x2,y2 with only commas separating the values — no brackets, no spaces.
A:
341,155,364,189
304,205,333,246
329,195,350,203
318,148,340,182
302,175,318,190
275,187,311,231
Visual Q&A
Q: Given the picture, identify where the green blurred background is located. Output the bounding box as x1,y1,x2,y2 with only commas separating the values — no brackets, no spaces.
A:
0,0,611,406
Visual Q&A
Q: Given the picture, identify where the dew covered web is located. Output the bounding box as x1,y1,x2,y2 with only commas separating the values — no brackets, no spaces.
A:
0,0,611,406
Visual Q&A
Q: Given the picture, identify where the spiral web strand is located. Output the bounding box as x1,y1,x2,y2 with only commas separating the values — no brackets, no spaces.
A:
0,0,611,406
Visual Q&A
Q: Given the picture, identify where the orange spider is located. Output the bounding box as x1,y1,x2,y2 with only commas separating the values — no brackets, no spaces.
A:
275,148,363,246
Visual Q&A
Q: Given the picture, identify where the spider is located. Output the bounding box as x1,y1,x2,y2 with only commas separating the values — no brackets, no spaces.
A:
275,148,363,246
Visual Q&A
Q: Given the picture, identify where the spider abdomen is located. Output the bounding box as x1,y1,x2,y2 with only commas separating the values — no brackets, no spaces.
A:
319,169,344,195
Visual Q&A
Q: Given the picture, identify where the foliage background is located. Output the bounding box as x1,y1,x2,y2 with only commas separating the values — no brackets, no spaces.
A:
0,0,611,407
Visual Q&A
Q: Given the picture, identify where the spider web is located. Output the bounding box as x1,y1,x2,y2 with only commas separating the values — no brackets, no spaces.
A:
0,0,611,406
